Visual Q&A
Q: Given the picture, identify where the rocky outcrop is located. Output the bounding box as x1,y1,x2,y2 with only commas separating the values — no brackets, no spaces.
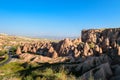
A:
19,53,71,63
57,38,73,56
83,42,90,56
47,46,58,58
22,44,28,53
16,46,22,55
82,28,120,44
14,28,120,80
19,53,52,63
82,28,120,55
16,28,120,58
16,28,120,60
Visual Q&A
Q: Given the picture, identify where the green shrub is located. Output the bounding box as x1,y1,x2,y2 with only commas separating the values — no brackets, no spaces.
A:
89,42,95,49
0,62,22,80
23,75,34,80
9,46,17,55
0,50,7,56
0,62,24,75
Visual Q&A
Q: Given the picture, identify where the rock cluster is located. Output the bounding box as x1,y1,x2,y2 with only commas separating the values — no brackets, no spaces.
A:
15,28,120,79
16,38,82,58
16,28,120,61
82,28,120,56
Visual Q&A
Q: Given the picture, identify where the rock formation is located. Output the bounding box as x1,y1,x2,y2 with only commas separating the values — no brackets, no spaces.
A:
16,46,22,55
15,28,120,80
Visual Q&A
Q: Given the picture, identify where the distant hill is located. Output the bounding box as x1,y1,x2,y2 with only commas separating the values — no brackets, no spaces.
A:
30,35,78,40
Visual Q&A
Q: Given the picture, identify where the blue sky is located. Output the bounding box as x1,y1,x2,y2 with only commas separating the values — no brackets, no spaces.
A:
0,0,120,37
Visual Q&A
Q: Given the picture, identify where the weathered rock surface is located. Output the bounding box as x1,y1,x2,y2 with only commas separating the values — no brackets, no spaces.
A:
81,63,112,80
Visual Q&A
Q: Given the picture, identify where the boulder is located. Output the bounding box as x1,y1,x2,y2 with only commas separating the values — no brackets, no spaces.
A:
83,42,90,56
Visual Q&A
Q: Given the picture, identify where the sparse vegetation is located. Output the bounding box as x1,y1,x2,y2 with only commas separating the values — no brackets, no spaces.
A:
9,46,18,55
0,62,77,80
0,61,95,80
0,62,24,80
0,50,7,56
0,54,9,64
88,42,95,49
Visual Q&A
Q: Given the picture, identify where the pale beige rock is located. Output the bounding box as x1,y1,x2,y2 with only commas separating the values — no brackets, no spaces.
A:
32,47,36,53
105,38,110,46
99,47,102,54
22,45,28,53
16,46,22,55
117,46,120,56
52,51,58,58
94,45,99,52
58,38,73,56
83,42,90,56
